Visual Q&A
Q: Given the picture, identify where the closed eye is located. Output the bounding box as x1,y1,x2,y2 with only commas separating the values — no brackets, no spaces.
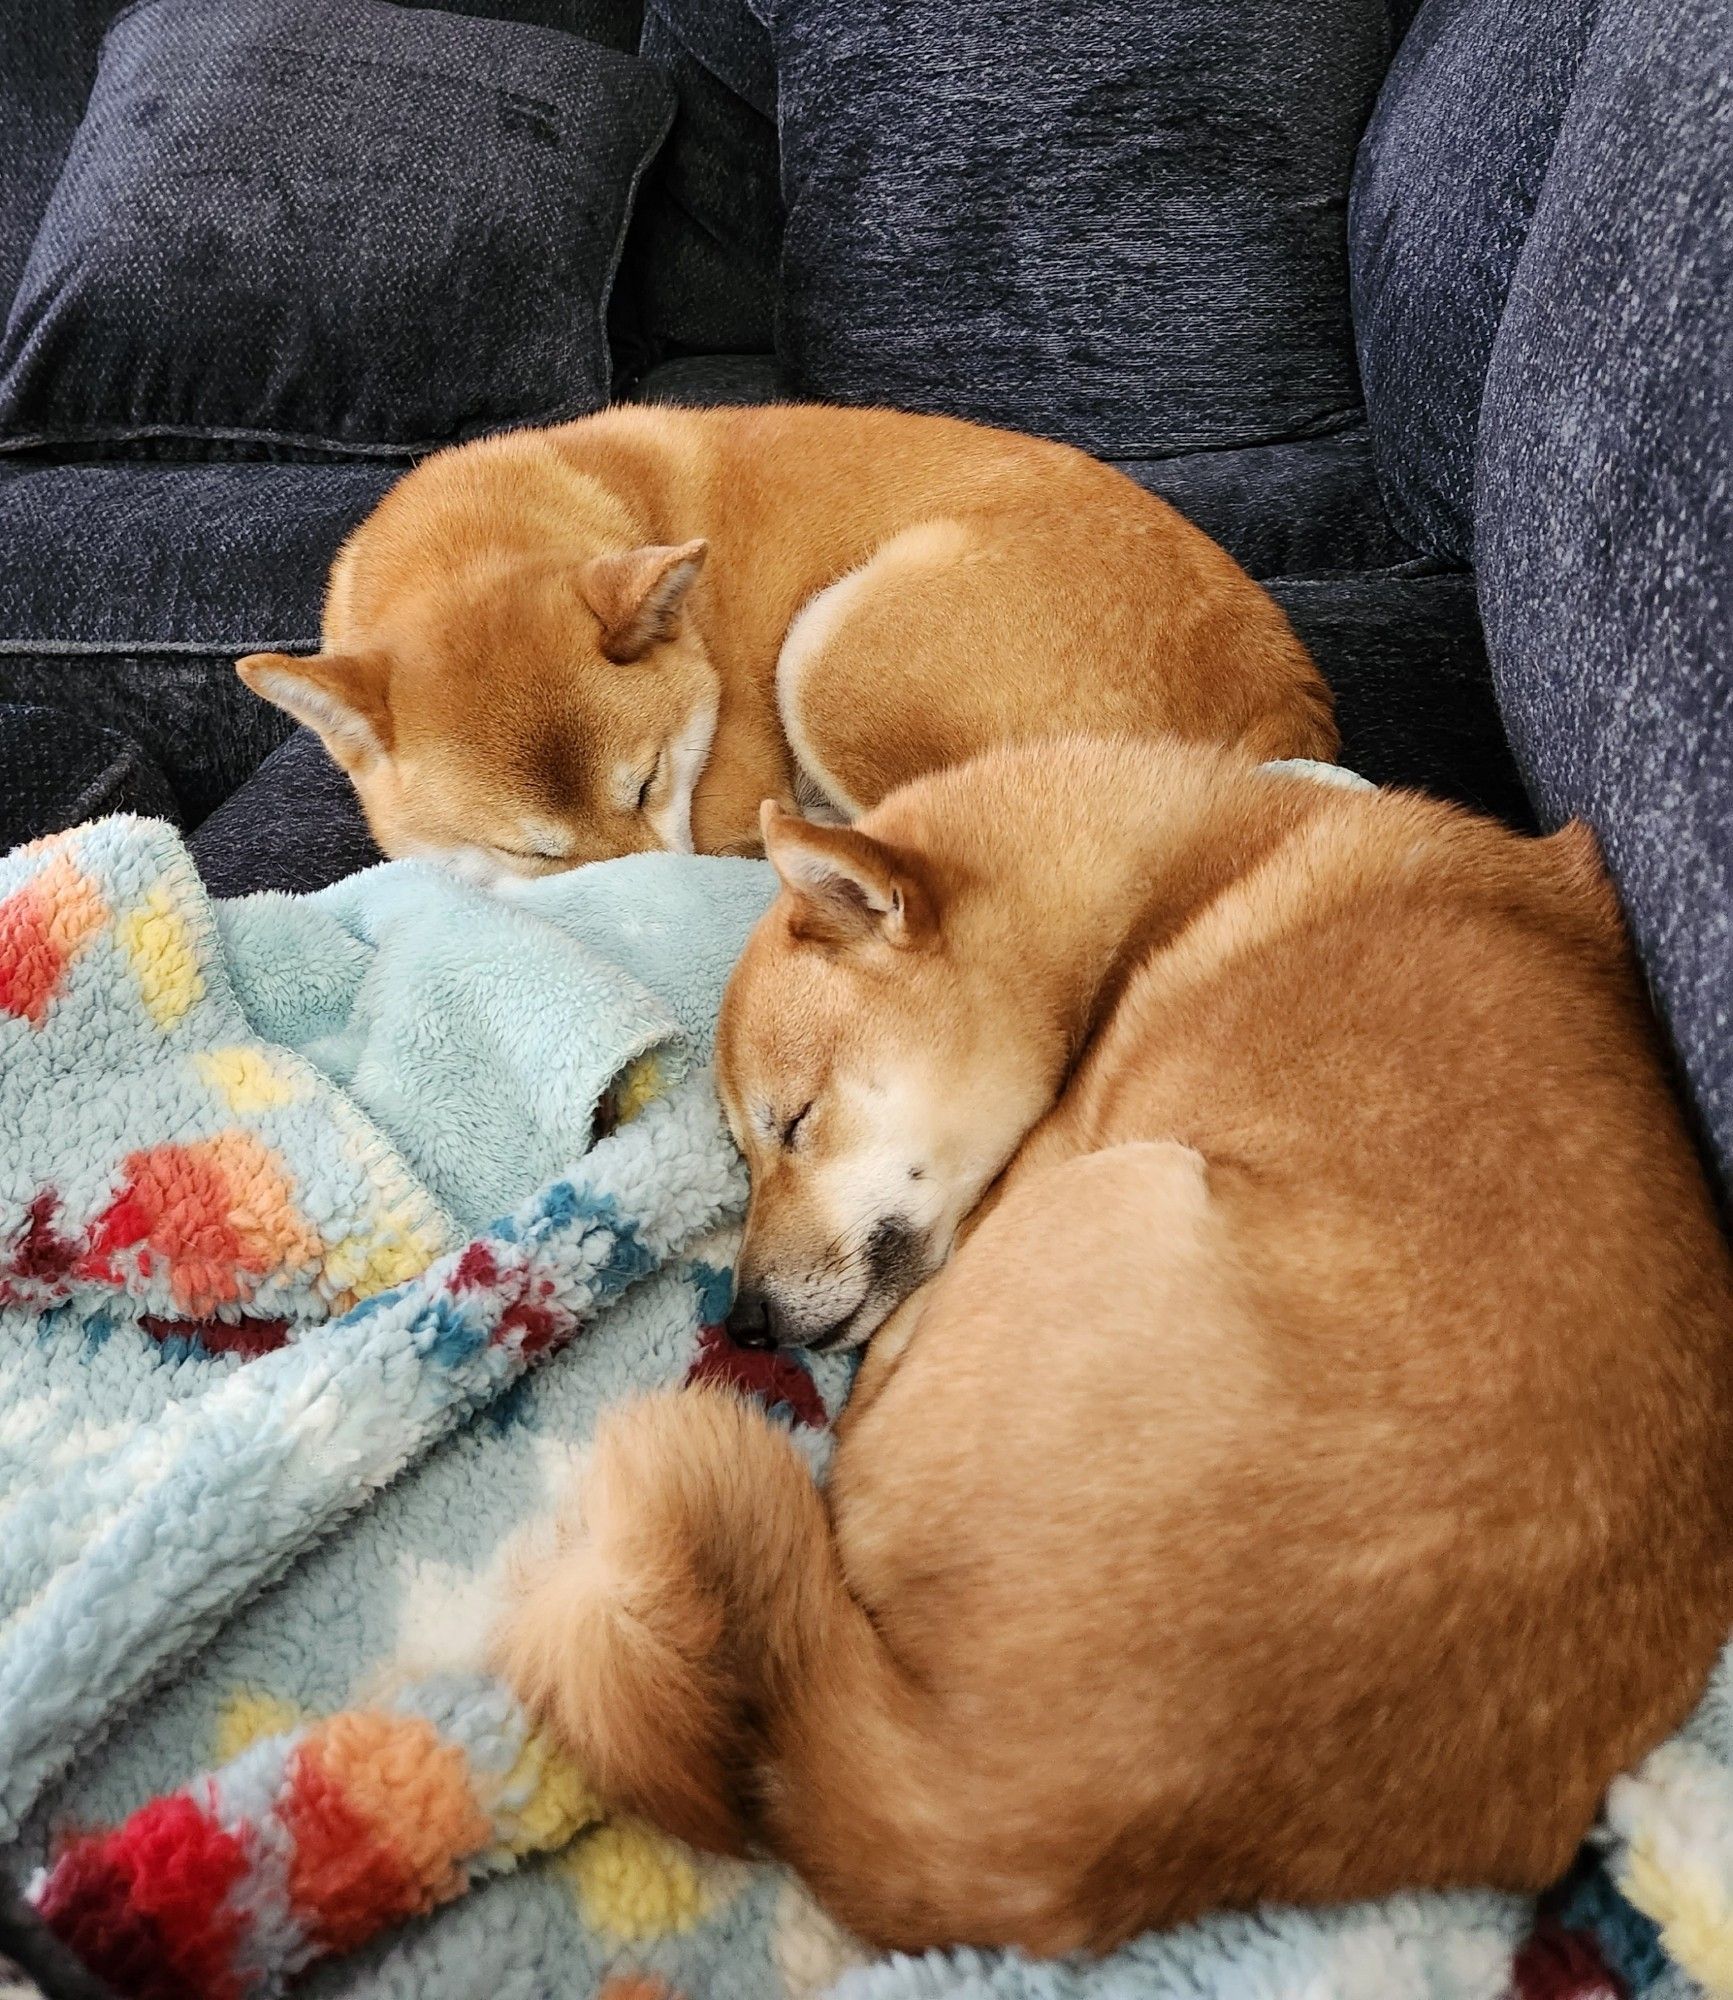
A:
781,1100,813,1149
636,748,668,814
493,844,563,864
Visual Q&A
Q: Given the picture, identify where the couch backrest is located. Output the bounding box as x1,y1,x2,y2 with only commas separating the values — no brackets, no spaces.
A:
765,0,1393,461
620,0,781,364
1354,0,1732,1202
1348,0,1603,563
1475,0,1732,1198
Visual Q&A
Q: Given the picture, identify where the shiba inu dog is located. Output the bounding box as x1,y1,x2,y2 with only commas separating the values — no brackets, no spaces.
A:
237,407,1334,884
495,737,1733,1956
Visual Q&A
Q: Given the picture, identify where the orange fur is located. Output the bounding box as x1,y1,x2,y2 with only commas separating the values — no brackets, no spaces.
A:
238,407,1333,882
496,738,1733,1957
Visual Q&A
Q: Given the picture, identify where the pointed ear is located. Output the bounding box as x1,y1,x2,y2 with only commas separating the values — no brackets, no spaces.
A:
236,652,392,766
760,801,935,949
578,539,707,663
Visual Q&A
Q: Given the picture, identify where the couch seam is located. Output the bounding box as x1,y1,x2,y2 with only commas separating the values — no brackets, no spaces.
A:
0,638,317,655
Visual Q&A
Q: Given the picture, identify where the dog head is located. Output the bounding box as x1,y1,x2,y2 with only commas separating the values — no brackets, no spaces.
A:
237,447,717,886
717,800,1063,1350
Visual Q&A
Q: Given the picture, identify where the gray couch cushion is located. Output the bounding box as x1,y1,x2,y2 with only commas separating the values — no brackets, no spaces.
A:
403,0,643,46
1271,571,1528,825
630,353,791,404
0,700,178,846
0,460,394,818
1119,426,1414,582
1476,0,1732,1194
0,0,672,460
767,0,1388,458
190,726,384,894
1349,0,1601,561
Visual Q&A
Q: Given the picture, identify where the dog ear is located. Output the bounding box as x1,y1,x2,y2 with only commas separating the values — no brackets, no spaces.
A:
578,539,707,664
760,801,936,949
236,652,392,766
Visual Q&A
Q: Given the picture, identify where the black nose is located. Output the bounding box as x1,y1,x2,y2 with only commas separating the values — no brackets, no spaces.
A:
728,1287,778,1349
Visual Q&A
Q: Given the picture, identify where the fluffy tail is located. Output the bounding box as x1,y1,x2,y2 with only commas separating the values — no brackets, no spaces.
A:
492,1389,947,1935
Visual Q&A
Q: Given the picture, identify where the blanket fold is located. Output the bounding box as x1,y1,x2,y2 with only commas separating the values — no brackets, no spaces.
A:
0,824,778,1843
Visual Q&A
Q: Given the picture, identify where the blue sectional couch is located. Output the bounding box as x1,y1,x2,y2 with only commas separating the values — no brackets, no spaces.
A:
0,1,1728,1992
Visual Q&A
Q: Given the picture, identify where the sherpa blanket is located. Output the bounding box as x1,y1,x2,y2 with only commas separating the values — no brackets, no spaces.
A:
0,815,1726,2000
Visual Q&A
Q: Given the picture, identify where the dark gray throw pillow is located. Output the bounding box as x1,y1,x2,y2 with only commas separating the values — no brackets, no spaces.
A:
767,0,1388,459
0,0,673,460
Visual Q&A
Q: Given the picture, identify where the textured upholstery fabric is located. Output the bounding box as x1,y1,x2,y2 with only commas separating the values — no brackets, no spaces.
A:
1477,0,1731,1194
1350,0,1601,561
0,0,672,459
1119,427,1414,582
0,701,178,848
629,352,791,405
0,0,114,315
0,461,394,818
0,461,393,644
0,649,291,826
1272,571,1530,825
401,0,643,48
615,0,782,370
0,0,647,317
665,0,775,107
190,727,385,895
768,0,1388,457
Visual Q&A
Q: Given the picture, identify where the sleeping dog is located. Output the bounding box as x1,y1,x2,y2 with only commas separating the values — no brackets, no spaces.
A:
497,736,1733,1957
236,405,1333,883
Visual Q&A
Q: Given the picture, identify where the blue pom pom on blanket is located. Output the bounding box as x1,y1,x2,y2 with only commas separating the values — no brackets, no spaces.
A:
0,814,1725,2000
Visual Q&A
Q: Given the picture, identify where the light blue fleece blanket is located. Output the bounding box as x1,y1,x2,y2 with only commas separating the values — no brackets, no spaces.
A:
0,814,1674,2000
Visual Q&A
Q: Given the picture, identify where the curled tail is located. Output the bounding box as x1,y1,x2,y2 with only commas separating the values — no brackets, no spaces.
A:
492,1389,948,1937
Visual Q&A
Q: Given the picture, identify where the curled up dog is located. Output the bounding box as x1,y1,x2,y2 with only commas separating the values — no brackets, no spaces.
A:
494,736,1733,1957
236,405,1333,883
